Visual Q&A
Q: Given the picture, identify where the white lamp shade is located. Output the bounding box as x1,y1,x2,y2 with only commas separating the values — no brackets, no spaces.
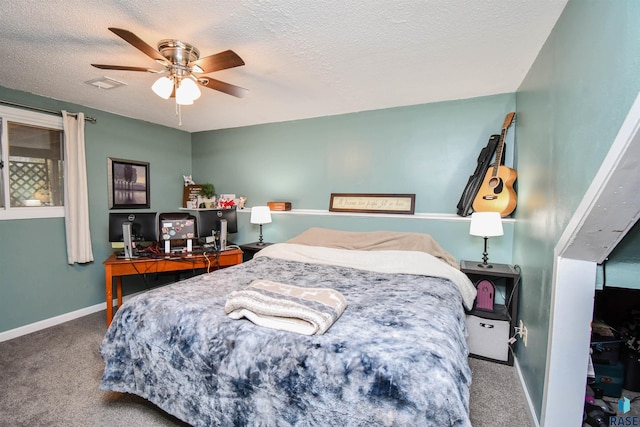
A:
176,78,201,105
250,206,272,224
469,212,504,237
151,76,174,99
175,87,193,105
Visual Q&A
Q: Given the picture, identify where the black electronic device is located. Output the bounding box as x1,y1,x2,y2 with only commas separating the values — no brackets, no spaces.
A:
197,207,238,237
108,212,158,243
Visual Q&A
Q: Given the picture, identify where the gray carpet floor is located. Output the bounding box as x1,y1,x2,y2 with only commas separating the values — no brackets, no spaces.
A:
0,311,534,426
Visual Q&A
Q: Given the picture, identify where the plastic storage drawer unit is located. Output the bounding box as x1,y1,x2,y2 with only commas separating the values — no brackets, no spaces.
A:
466,314,510,362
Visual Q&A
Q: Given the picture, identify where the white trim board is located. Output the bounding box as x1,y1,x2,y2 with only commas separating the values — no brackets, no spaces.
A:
540,257,596,427
0,293,141,342
515,357,542,427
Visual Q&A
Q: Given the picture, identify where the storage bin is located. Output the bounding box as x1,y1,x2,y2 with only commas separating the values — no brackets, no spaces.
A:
465,314,510,362
594,362,624,397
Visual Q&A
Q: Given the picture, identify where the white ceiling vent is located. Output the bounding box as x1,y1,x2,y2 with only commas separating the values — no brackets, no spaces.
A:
85,77,126,90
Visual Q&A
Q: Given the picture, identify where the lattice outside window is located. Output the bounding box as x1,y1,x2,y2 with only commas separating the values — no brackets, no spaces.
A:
9,159,63,207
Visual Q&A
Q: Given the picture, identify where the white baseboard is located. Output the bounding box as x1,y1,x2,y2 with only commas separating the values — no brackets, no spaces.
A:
514,356,541,427
0,293,141,343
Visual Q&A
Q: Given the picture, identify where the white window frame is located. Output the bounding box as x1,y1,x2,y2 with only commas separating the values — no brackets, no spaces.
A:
0,105,64,220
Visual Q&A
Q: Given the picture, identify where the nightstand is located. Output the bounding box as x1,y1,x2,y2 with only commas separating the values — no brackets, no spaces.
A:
460,260,521,366
239,242,273,262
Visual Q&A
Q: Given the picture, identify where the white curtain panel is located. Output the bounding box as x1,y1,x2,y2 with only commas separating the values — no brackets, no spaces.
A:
62,111,94,264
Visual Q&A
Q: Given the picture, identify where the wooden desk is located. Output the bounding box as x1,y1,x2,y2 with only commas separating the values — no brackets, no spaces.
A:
103,249,242,326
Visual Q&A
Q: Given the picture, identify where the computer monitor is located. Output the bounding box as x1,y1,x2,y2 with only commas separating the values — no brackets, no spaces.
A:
197,208,238,238
158,212,198,254
108,212,158,243
158,212,198,241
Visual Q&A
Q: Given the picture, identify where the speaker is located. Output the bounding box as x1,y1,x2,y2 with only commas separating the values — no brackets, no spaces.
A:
219,219,227,251
122,222,134,259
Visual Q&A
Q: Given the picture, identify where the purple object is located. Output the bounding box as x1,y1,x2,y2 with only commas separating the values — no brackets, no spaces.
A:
475,279,495,311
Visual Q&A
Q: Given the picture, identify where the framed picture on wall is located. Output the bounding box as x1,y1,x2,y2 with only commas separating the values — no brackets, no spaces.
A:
107,157,150,209
329,193,416,214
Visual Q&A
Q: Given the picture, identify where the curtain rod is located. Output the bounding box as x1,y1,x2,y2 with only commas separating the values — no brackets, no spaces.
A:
0,99,97,123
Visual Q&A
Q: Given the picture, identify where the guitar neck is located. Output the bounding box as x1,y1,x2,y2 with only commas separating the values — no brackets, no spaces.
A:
491,130,507,175
491,112,515,177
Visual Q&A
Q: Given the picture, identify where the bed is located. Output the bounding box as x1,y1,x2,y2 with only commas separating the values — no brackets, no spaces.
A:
100,228,476,426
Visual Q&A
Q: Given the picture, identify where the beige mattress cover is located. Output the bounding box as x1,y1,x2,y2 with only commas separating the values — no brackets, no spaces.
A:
286,227,459,269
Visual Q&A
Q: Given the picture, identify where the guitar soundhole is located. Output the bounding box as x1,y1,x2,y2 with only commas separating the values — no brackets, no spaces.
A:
488,177,503,193
494,179,503,194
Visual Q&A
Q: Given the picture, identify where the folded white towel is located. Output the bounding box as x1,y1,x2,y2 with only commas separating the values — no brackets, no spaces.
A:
225,279,347,335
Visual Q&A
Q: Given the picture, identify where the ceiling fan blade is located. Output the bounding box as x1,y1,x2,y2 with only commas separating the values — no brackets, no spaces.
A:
91,64,155,72
193,50,245,73
199,77,248,98
108,27,166,62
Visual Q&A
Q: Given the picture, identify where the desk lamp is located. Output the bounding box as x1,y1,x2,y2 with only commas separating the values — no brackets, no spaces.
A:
469,212,503,268
250,206,272,245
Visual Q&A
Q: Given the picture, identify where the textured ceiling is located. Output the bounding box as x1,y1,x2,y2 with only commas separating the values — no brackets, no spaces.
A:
0,0,568,132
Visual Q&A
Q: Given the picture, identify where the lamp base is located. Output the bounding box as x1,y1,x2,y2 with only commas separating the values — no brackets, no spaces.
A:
477,237,493,268
256,224,265,245
477,262,494,269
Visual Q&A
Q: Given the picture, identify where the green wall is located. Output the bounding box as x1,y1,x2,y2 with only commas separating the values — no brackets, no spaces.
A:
192,94,517,262
0,87,191,333
513,0,640,419
0,88,517,334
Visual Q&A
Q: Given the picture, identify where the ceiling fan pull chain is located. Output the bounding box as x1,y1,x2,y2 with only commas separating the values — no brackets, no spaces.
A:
176,102,183,126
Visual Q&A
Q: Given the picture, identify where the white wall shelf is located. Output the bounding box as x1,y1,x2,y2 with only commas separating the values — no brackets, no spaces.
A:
236,208,516,223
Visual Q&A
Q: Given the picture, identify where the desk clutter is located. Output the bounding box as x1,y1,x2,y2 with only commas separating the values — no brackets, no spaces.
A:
109,208,239,259
115,241,233,260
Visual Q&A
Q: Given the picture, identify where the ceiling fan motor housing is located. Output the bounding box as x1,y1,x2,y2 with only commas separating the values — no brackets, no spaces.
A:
157,39,200,66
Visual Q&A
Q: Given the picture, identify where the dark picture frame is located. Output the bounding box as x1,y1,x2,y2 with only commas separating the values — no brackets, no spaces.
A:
329,193,416,215
107,157,150,209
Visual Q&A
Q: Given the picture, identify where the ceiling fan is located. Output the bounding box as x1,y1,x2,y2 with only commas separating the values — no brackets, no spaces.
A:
92,28,247,119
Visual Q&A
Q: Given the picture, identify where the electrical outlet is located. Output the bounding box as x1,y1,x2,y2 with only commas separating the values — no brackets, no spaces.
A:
517,320,528,347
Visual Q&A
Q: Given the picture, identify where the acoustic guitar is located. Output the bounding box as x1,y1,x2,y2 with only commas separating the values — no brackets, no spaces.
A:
472,112,517,217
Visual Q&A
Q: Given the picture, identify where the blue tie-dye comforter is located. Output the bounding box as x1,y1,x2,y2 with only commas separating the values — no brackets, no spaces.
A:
100,247,472,426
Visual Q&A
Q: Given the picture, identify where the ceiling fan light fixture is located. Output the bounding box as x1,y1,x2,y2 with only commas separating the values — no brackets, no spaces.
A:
175,85,194,105
183,77,202,100
175,78,201,105
152,76,173,99
93,27,247,124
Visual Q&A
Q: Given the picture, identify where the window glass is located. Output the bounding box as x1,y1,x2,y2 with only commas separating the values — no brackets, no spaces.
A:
8,122,64,207
0,106,65,219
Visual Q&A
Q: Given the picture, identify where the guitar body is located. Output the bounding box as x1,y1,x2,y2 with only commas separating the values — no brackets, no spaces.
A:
472,165,517,217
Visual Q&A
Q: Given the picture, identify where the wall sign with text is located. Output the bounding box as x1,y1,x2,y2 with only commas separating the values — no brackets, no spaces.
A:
329,193,415,215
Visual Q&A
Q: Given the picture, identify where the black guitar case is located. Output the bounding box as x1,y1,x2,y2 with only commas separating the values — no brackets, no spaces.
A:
456,134,499,217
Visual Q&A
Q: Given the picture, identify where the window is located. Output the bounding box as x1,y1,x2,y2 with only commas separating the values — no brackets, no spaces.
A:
0,106,64,220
